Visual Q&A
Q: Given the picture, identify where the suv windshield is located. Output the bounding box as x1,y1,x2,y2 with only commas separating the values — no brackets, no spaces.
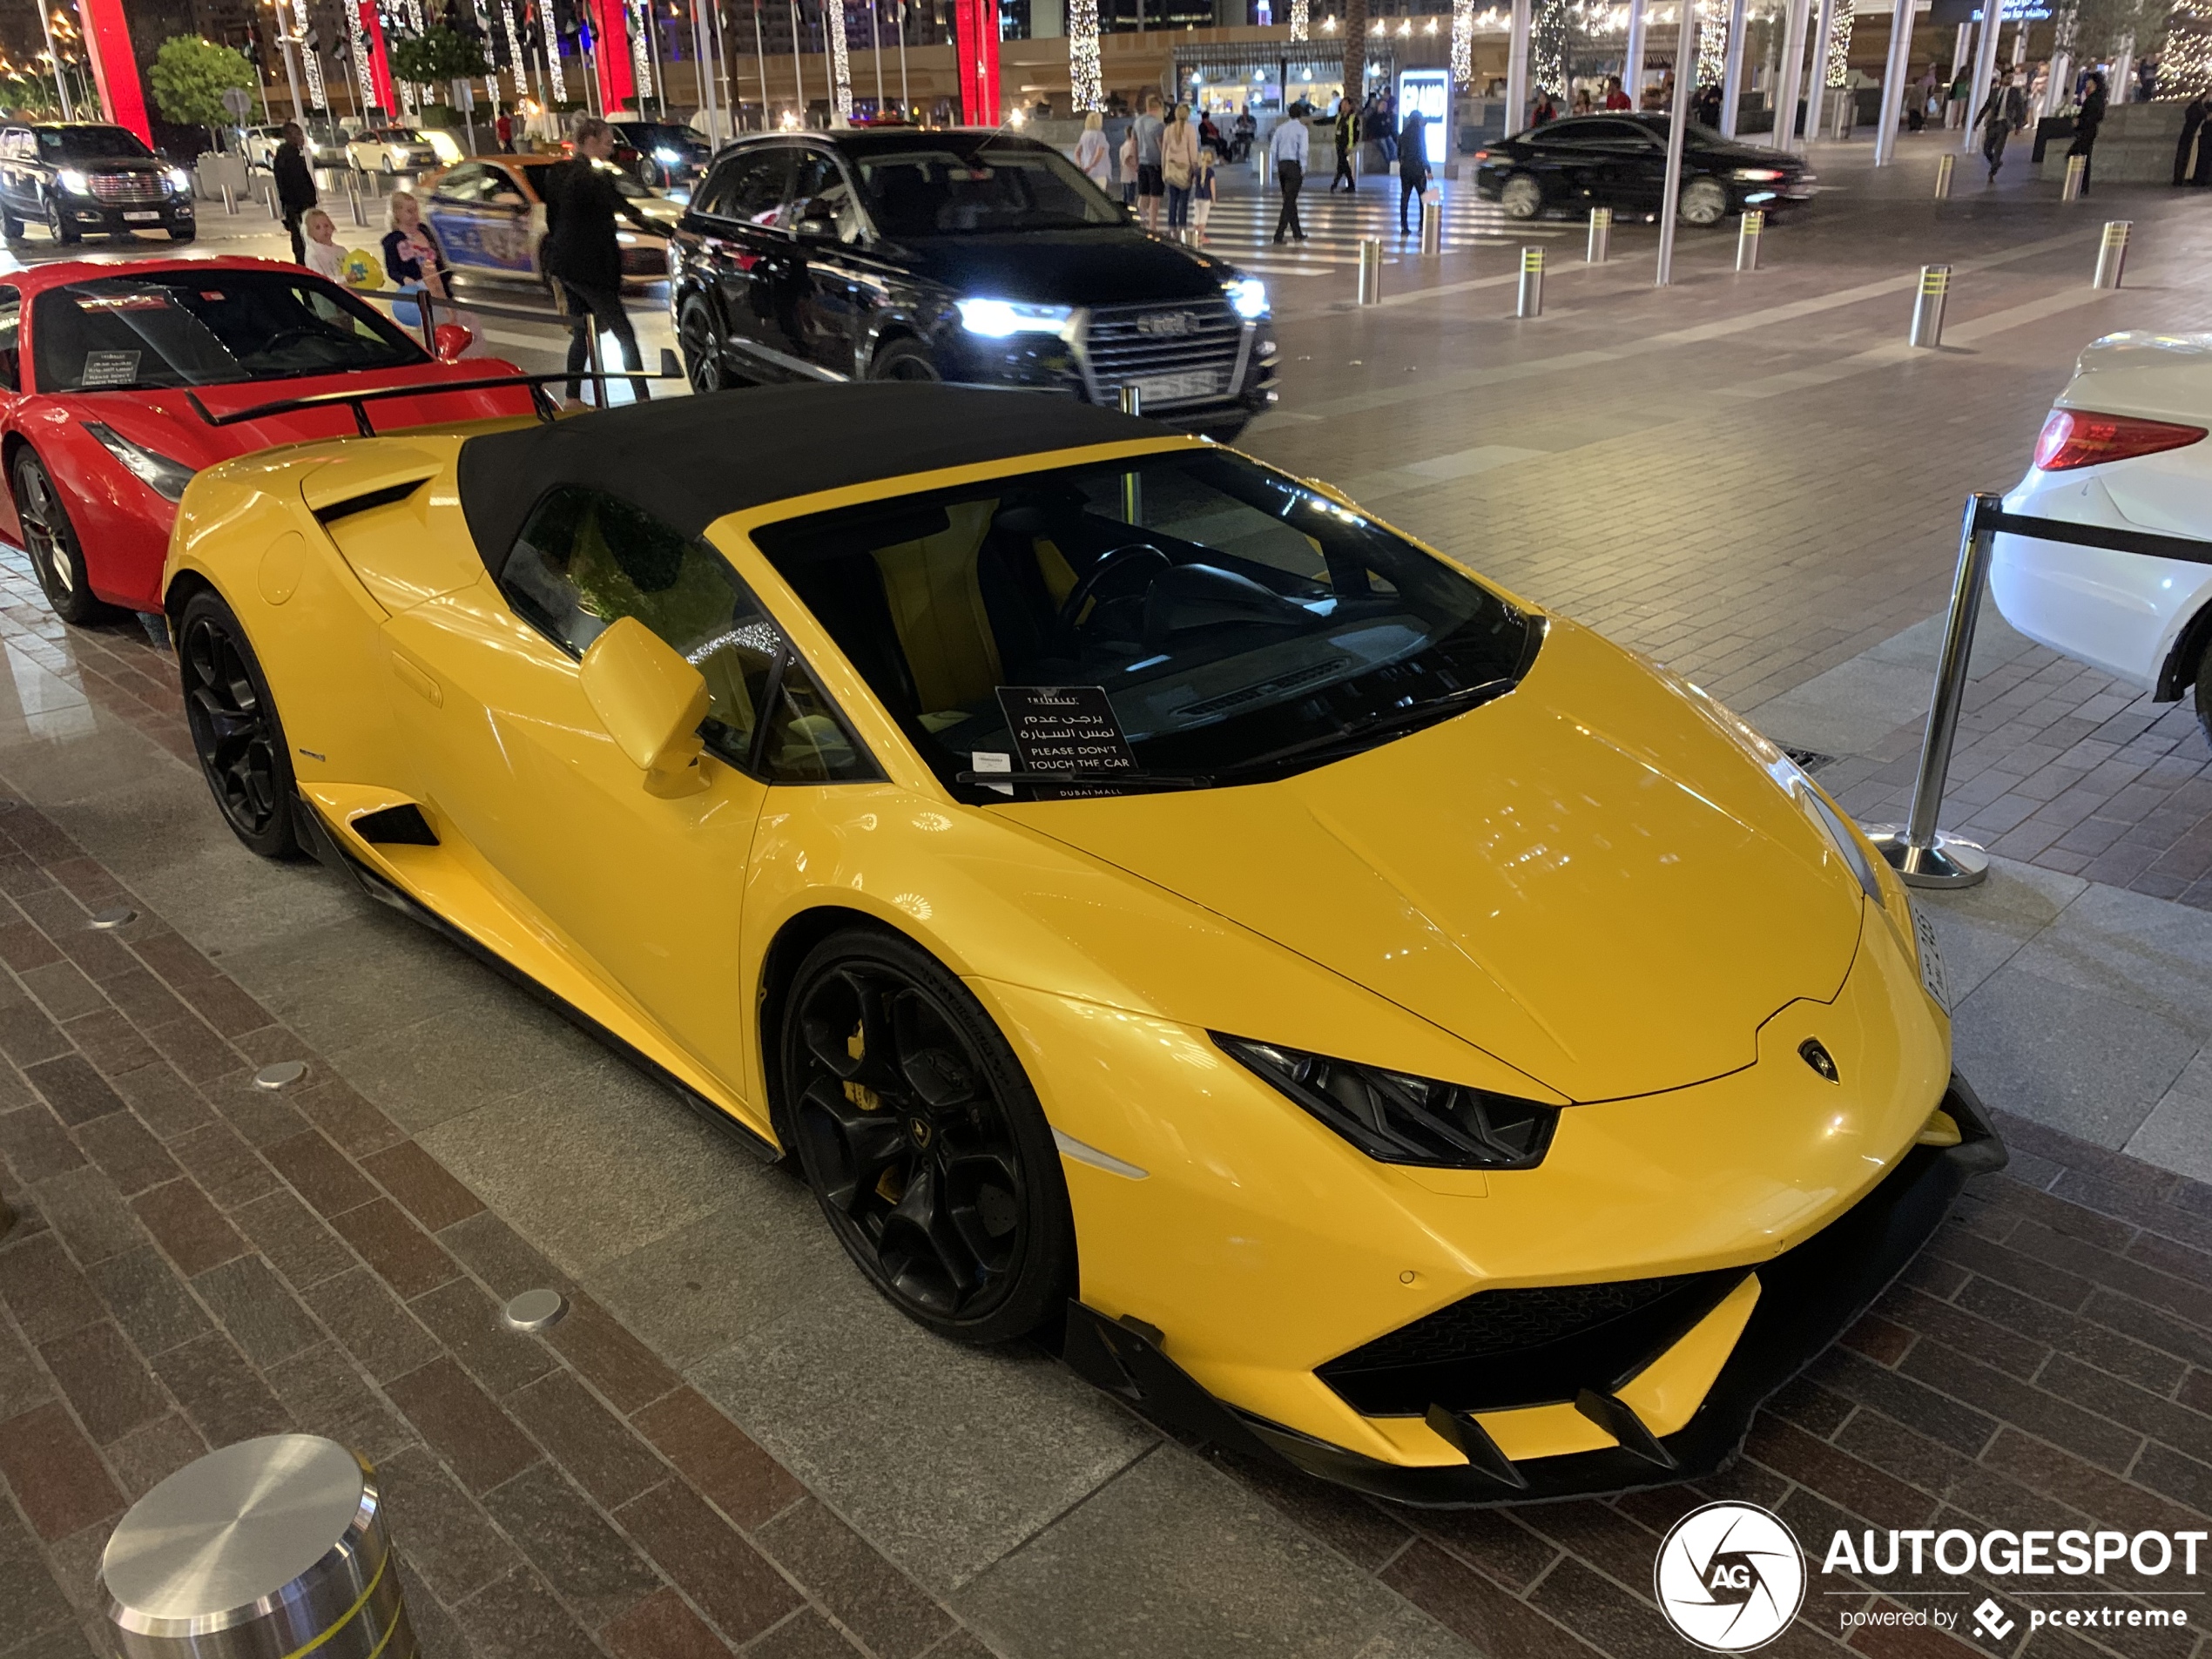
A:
33,270,428,393
40,126,151,161
855,143,1123,235
752,449,1538,800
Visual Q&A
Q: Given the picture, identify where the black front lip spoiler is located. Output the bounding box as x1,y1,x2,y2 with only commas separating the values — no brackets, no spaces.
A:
1064,1074,2004,1507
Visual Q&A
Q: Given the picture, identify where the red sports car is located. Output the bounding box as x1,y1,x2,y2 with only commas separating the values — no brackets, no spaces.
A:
0,257,536,622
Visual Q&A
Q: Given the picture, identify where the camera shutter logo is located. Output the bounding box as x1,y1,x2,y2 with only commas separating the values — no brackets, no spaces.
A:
1653,1501,1808,1652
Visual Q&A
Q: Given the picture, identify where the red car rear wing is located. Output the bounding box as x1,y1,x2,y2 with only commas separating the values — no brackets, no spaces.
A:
184,362,685,437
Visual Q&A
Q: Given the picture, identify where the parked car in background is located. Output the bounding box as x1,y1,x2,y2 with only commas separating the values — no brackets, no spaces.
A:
611,120,711,189
669,128,1277,436
1473,113,1814,226
241,125,287,170
0,122,195,244
347,126,440,175
423,155,678,290
304,121,356,172
1992,331,2212,738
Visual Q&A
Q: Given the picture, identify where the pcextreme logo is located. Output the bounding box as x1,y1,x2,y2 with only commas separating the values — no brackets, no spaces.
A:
1653,1502,1808,1652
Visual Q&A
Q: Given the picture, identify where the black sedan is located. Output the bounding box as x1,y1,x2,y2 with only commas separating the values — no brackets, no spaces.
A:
1474,114,1812,226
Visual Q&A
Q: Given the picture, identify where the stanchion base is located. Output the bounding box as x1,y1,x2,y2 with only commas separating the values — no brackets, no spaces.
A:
1864,826,1990,889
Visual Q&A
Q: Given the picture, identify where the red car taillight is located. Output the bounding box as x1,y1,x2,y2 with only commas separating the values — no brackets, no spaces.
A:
1473,148,1491,160
2033,408,2209,471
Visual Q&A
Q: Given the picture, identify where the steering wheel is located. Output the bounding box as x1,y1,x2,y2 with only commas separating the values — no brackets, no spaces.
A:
1055,544,1170,654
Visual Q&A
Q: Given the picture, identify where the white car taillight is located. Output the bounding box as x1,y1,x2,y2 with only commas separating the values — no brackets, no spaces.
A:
2033,408,2209,471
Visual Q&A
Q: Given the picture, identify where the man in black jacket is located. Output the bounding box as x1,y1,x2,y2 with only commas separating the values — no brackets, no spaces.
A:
2070,71,2108,194
273,122,317,264
542,118,661,405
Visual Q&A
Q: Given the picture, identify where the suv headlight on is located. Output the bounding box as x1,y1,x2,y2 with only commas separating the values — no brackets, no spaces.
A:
84,423,195,502
53,168,88,196
1215,1035,1559,1169
954,298,1075,337
166,166,192,194
1225,276,1268,320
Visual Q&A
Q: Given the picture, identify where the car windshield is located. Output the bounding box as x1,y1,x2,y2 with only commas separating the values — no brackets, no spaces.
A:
373,128,426,143
855,143,1123,235
40,126,151,160
630,125,698,148
751,449,1539,800
33,271,428,394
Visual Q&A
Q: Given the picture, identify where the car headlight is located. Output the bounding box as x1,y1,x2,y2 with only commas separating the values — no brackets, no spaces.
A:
653,146,682,164
53,168,88,196
1770,752,1885,902
955,298,1074,337
1225,276,1268,320
166,167,192,193
1215,1035,1558,1170
617,231,637,244
84,423,194,502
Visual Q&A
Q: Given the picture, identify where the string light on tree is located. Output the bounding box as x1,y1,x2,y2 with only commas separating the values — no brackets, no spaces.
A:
2164,0,2210,93
1291,0,1309,38
502,0,529,94
826,0,853,118
538,0,567,100
1450,0,1474,84
1069,0,1102,106
1825,0,1853,86
1532,0,1570,93
347,3,376,108
291,0,327,108
629,0,652,100
1697,0,1727,84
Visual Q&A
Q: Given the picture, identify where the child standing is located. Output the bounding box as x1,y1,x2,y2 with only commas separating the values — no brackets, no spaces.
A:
1191,148,1217,244
1118,127,1139,207
300,207,346,281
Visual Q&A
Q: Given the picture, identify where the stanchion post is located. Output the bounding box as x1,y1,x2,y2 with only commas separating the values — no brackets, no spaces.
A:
264,184,278,219
1356,237,1382,304
1908,263,1950,348
1118,386,1143,521
1864,493,1999,888
586,324,607,408
1736,208,1764,272
221,184,235,215
2094,219,2130,289
1933,152,1953,199
1586,206,1611,263
418,289,436,352
1420,198,1442,256
1118,385,1143,415
2061,153,2087,199
1515,246,1544,318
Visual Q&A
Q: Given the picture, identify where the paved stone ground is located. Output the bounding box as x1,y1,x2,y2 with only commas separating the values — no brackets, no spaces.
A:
2,131,2212,1659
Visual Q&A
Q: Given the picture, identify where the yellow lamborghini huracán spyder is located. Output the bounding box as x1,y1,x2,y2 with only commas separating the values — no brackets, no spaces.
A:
165,383,2002,1504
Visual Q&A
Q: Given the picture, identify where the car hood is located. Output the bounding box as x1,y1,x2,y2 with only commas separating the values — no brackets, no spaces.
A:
891,230,1244,306
1001,619,1865,1103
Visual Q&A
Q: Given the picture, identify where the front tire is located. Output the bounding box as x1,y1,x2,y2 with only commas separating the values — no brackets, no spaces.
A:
178,590,299,860
783,927,1074,1345
1,206,21,239
678,293,731,393
12,451,113,626
869,337,942,381
1500,173,1544,219
1680,176,1730,226
44,194,77,245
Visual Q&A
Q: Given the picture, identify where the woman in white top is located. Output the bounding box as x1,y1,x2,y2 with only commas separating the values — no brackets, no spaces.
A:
1075,111,1112,190
1161,104,1200,238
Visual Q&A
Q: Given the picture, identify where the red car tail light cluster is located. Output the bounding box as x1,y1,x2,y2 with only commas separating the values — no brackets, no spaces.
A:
2033,408,2209,472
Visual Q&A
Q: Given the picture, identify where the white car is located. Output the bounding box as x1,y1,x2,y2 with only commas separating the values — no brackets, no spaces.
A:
240,125,287,170
1992,331,2212,737
347,126,439,174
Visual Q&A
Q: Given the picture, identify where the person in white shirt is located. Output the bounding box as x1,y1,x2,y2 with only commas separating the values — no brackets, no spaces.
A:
1270,114,1309,242
300,208,347,282
1075,111,1112,190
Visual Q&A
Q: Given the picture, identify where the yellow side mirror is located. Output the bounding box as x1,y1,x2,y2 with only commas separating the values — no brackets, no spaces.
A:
578,617,709,792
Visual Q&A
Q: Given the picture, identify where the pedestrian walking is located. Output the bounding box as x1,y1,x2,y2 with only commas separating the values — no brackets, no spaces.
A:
1162,102,1198,238
1331,95,1356,191
1270,111,1308,242
273,120,318,266
541,118,659,405
496,108,515,152
1976,76,2013,180
1397,107,1428,234
1135,93,1166,232
1118,126,1138,206
1076,111,1111,190
2069,71,2107,194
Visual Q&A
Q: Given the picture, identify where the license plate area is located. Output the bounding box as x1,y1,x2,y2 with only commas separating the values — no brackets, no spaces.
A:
122,211,159,222
1132,370,1224,405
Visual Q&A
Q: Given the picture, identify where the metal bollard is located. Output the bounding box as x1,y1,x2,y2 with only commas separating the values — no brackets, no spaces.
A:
2094,219,2130,289
1119,386,1143,520
587,323,607,407
264,184,278,219
1736,209,1764,272
1118,384,1142,416
2061,153,2087,200
1934,153,1953,199
1420,198,1441,256
1586,206,1611,263
1355,237,1383,304
220,184,235,215
1864,495,1998,888
347,175,365,227
1908,264,1950,348
1515,246,1544,318
101,1435,414,1659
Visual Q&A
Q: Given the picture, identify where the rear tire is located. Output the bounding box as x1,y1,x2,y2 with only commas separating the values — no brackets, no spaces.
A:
869,337,942,381
178,590,300,860
1680,176,1729,226
1500,173,1544,219
12,451,114,626
678,293,732,393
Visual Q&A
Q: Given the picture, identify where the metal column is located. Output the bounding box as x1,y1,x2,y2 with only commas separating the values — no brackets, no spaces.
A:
1964,0,2001,152
1655,4,1697,286
1805,0,1839,152
1624,0,1649,105
1719,0,1750,137
1505,0,1531,131
1871,0,1917,165
1773,0,1811,151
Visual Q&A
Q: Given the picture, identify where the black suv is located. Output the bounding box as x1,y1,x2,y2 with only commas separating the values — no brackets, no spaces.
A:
669,130,1278,438
0,122,195,244
612,121,711,189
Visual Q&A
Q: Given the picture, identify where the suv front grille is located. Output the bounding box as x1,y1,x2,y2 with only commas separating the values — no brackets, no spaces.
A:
1317,1269,1746,1416
1080,298,1244,407
88,172,162,204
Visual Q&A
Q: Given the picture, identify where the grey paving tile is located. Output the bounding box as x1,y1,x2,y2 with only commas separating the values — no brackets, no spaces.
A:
331,999,598,1137
951,1446,1478,1659
191,1253,324,1369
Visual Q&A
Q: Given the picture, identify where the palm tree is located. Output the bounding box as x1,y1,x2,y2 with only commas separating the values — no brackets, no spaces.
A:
1341,0,1367,115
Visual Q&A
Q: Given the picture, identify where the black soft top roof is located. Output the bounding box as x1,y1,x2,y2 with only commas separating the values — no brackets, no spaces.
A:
456,383,1153,571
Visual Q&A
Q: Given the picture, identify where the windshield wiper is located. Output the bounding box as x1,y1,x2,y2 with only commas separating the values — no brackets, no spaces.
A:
1221,678,1518,777
955,768,1207,792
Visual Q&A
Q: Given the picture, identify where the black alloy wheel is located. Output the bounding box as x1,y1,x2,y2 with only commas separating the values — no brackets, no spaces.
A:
44,192,77,245
1680,176,1730,226
678,295,730,393
869,337,942,381
12,451,112,625
177,590,299,859
785,928,1073,1344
